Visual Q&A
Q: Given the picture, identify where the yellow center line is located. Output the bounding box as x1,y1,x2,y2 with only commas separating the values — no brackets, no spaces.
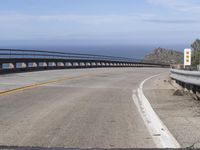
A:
0,73,97,96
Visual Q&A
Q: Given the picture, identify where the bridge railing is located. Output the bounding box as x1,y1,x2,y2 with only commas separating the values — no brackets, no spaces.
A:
0,49,169,73
0,49,141,62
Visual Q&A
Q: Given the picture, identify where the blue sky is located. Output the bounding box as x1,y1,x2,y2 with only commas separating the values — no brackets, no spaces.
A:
0,0,200,49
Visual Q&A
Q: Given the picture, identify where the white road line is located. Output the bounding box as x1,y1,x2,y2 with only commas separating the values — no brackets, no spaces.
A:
132,74,180,148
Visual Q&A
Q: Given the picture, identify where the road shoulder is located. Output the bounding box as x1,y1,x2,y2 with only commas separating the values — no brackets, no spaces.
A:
143,73,200,148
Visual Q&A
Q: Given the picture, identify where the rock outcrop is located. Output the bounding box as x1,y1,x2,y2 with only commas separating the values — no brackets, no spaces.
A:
144,48,183,64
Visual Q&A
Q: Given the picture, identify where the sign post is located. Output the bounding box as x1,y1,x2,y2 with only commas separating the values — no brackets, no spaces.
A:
184,48,191,69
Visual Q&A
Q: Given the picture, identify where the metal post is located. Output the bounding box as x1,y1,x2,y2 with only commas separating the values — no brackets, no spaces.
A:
0,63,2,71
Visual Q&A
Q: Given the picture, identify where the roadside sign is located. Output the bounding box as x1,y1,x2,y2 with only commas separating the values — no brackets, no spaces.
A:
184,48,191,67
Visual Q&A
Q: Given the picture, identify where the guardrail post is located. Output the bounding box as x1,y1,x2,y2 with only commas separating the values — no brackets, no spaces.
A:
27,62,37,69
79,62,85,67
72,62,79,67
97,62,101,67
9,63,16,69
91,62,96,66
14,62,26,70
35,62,39,68
48,62,56,68
85,62,91,67
38,62,47,68
57,62,64,67
0,63,2,71
65,62,72,67
25,62,29,68
21,62,27,68
33,62,37,68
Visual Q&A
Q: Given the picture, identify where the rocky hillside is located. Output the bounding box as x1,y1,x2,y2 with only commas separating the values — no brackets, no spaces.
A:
144,48,183,64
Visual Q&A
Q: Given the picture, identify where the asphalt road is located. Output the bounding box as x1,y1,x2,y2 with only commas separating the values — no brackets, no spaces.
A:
0,68,168,148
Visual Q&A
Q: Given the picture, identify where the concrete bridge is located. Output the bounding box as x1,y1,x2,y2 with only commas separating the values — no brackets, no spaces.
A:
0,49,184,149
0,49,169,73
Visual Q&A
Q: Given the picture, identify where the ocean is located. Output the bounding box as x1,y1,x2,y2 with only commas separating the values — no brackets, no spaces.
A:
0,44,186,59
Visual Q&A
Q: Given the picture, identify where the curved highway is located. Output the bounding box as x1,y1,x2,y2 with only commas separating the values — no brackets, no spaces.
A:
0,68,168,148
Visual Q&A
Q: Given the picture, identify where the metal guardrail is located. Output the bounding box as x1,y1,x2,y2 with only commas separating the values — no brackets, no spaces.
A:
0,49,141,62
170,69,200,86
0,49,170,74
0,49,168,66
